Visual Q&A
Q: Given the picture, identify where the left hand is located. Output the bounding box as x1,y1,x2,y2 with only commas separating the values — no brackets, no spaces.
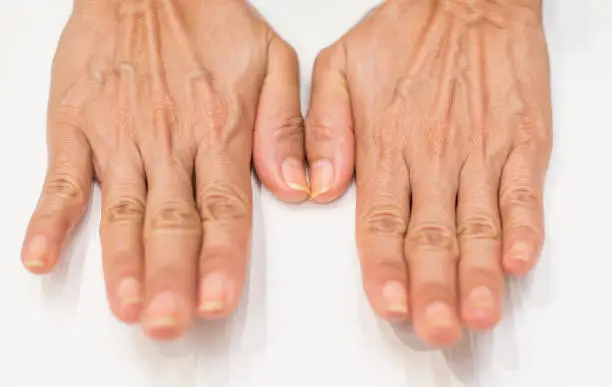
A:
305,0,552,347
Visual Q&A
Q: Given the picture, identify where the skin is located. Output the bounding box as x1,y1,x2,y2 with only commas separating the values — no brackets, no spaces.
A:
21,0,308,340
21,0,551,348
305,0,552,347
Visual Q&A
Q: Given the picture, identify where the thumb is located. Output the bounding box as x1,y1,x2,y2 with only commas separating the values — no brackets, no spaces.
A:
253,35,308,203
305,44,354,203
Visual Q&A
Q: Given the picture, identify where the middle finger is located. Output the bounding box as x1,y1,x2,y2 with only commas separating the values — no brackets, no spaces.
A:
141,156,202,340
406,165,462,347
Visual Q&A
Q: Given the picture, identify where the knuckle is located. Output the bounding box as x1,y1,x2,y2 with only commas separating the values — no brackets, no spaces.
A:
43,173,88,205
500,185,540,209
360,203,408,238
104,197,146,226
149,200,201,234
407,223,457,255
457,213,501,240
271,116,304,145
197,184,250,223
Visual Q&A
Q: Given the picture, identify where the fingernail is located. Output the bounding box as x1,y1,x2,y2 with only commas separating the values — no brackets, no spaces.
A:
145,291,180,328
424,302,454,327
23,235,48,269
467,286,494,312
509,242,531,263
382,280,408,315
281,158,309,194
309,159,333,200
199,272,231,313
117,277,142,307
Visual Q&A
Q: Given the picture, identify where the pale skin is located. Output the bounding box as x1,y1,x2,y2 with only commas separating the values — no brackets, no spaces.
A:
21,0,551,348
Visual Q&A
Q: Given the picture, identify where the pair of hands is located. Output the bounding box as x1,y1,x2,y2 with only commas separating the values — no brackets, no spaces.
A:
21,0,551,348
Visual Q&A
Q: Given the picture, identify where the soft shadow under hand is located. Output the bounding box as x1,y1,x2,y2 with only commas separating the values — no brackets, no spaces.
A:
40,194,97,317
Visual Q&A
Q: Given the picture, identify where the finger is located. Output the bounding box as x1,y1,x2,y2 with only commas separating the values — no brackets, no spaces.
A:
406,168,462,347
457,159,504,330
305,44,355,202
99,152,146,324
355,134,410,321
195,142,252,319
22,126,92,274
141,158,201,340
500,143,547,275
253,36,308,202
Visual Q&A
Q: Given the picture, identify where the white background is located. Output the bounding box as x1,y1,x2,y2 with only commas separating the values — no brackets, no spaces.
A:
1,1,611,386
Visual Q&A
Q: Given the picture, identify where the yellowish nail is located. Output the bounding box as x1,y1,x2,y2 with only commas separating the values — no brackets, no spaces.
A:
144,291,181,327
24,235,48,269
468,286,494,312
382,280,408,314
309,159,333,200
199,272,231,313
281,159,310,194
199,301,225,313
118,277,142,307
149,316,178,328
287,183,310,194
24,260,46,269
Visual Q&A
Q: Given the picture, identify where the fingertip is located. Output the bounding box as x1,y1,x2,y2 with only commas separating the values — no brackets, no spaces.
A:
281,158,310,195
141,291,192,341
256,156,310,203
197,246,247,320
197,271,240,319
110,277,144,324
366,279,410,322
461,286,501,330
308,158,353,203
21,234,58,275
414,302,463,348
502,239,541,275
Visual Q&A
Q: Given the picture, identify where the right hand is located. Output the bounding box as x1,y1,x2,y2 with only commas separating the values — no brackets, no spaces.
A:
21,0,306,340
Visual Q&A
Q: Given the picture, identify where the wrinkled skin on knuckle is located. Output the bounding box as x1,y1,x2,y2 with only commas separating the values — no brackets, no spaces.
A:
148,200,202,234
457,212,501,240
270,116,304,146
359,202,409,238
500,184,540,210
197,184,250,223
103,197,146,226
43,173,88,203
406,223,458,257
36,173,89,222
